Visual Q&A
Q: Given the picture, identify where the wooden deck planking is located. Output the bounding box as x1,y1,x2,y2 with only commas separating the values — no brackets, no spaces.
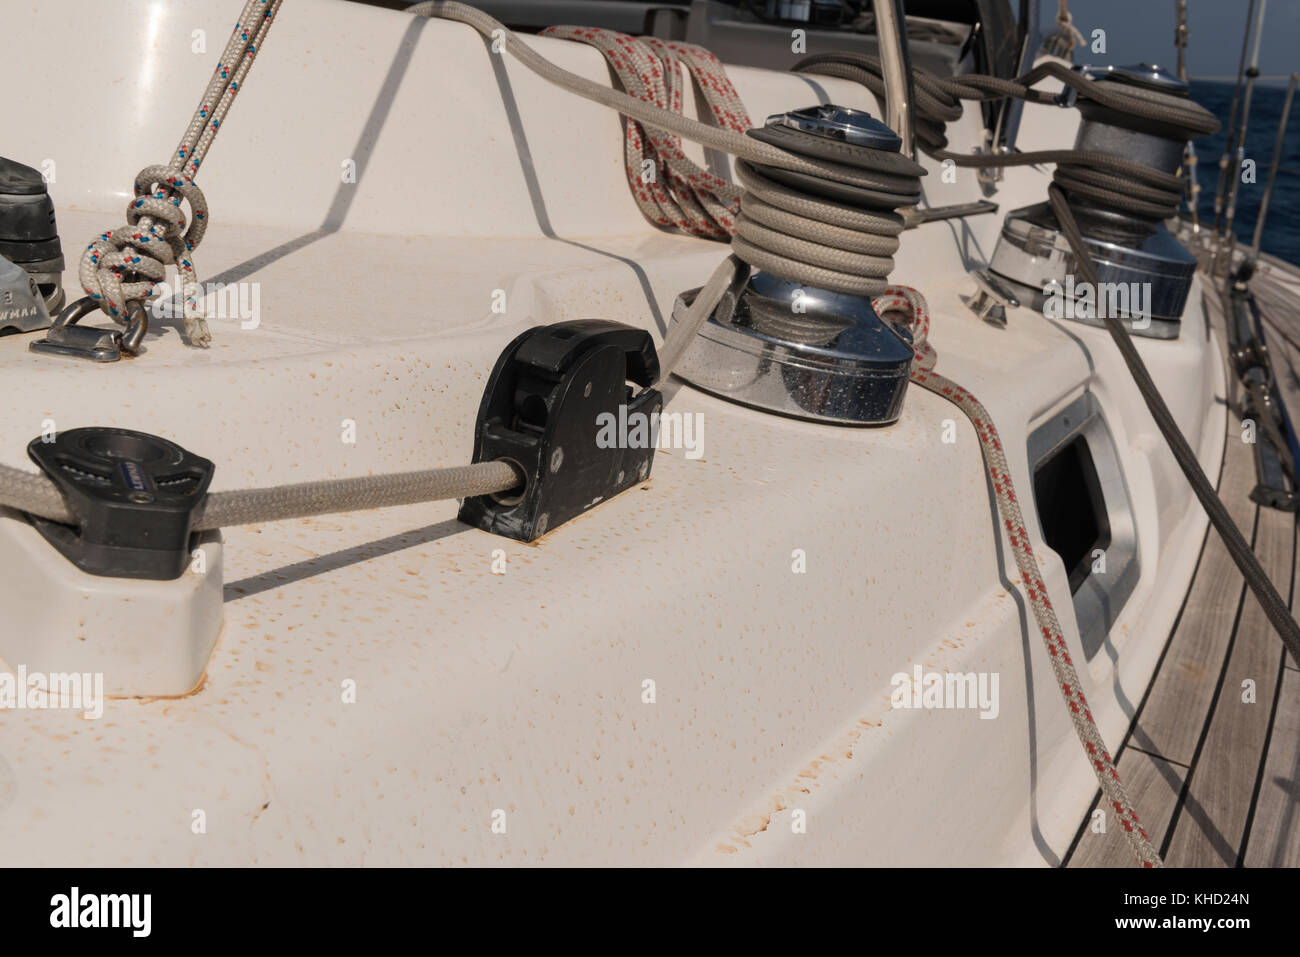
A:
1128,282,1257,766
1157,272,1298,866
1072,254,1300,866
1163,496,1293,865
1256,270,1300,671
1129,415,1256,766
1068,751,1187,867
1242,666,1300,866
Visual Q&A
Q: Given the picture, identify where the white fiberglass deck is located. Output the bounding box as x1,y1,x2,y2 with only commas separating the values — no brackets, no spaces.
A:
0,0,1224,865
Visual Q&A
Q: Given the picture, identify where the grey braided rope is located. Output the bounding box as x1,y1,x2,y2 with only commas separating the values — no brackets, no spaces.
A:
0,459,521,531
78,0,284,346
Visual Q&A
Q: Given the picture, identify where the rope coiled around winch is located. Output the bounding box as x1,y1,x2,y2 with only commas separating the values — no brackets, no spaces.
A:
794,52,1217,221
801,49,1300,855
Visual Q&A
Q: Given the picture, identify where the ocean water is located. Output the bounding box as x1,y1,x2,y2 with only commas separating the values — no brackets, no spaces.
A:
1189,79,1300,265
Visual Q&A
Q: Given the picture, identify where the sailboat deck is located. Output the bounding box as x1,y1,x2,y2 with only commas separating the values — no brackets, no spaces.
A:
1067,251,1300,867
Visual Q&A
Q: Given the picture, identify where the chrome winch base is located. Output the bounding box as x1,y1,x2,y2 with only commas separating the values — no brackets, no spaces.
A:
988,63,1199,340
987,202,1196,340
670,267,915,426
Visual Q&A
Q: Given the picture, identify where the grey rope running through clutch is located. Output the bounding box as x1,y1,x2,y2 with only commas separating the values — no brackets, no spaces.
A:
0,1,921,527
0,459,523,532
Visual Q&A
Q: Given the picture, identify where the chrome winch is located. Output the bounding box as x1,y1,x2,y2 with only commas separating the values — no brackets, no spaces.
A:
985,64,1198,339
671,105,922,426
0,155,64,332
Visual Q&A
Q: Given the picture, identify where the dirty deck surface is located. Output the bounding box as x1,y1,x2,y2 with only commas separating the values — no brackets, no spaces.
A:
1066,244,1300,868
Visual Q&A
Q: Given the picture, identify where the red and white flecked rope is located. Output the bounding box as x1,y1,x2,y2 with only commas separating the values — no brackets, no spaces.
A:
876,285,1162,867
539,26,751,238
78,0,284,346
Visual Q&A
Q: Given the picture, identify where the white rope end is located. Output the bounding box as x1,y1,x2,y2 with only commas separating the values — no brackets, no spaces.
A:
184,315,212,348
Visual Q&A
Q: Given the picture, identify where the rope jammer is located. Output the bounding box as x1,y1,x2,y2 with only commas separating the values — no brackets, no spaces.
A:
78,0,284,349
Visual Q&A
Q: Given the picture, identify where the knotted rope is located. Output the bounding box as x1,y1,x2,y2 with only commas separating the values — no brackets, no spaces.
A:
1041,0,1085,61
78,0,284,348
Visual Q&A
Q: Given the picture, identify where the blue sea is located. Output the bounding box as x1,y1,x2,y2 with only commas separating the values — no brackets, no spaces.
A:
1190,79,1300,265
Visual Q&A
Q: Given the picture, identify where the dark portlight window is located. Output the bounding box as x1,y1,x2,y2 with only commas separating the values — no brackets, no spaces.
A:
1033,436,1112,594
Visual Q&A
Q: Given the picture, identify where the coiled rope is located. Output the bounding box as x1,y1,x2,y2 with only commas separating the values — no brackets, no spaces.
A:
78,0,284,347
537,26,750,239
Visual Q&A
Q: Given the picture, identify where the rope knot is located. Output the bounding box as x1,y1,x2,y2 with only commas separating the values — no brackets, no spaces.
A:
78,166,212,346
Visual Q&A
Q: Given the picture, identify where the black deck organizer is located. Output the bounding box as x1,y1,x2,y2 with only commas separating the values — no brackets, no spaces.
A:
26,428,215,580
21,320,662,580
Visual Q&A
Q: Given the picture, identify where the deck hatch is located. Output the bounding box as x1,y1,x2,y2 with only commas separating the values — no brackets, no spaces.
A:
1028,393,1140,660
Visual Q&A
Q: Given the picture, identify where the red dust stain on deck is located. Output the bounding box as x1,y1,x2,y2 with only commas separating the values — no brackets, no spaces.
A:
717,718,882,855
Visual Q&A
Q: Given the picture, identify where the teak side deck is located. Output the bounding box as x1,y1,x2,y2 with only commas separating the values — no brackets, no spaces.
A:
1068,256,1300,868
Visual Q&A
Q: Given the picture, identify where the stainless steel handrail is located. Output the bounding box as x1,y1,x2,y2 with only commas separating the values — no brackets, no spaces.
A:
871,0,915,160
